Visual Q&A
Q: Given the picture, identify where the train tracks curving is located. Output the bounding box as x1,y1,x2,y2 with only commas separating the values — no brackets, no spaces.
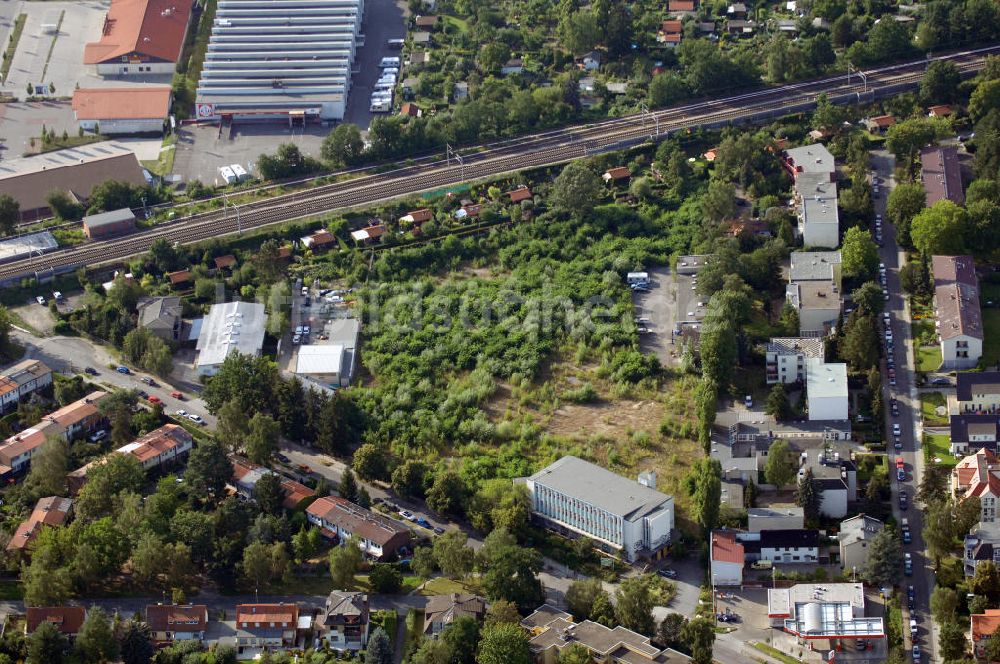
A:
2,45,998,284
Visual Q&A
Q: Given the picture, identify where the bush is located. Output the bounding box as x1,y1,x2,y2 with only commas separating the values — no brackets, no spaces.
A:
369,563,403,594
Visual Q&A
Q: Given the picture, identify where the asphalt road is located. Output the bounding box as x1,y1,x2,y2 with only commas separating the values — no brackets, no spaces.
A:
872,150,938,663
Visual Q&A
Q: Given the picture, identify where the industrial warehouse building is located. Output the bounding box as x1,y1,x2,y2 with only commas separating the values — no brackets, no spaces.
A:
82,208,137,239
195,0,363,122
72,87,173,135
0,143,146,222
84,0,193,76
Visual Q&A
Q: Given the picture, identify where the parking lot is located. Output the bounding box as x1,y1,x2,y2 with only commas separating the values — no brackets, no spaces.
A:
632,267,680,367
0,101,76,156
5,1,110,100
342,0,407,127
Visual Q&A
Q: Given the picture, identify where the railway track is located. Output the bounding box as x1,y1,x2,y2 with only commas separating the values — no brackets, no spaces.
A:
2,45,998,284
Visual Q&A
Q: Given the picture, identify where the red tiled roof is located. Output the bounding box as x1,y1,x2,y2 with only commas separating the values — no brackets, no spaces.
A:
973,609,1000,642
84,0,192,65
236,604,298,626
867,114,896,128
72,86,172,121
167,270,191,285
508,186,532,203
307,496,412,549
400,102,420,117
281,478,316,510
669,0,697,10
660,33,682,42
954,449,1000,502
214,254,237,270
928,104,953,117
7,497,72,552
308,230,336,247
604,166,631,180
704,149,718,161
711,530,744,564
146,604,208,633
403,208,433,223
661,20,683,33
26,607,86,635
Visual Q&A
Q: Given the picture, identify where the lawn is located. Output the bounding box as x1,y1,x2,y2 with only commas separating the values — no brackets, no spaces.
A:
920,392,948,426
419,577,473,596
982,309,1000,368
142,134,178,177
924,433,956,467
0,14,26,83
751,642,803,664
916,346,942,373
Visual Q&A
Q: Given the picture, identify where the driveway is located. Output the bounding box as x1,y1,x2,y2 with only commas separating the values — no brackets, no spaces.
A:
342,0,407,128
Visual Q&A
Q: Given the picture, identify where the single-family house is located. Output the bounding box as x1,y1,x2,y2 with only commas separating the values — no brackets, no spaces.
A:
145,604,209,644
318,591,369,651
928,104,953,118
235,604,299,650
301,230,337,251
424,594,487,636
963,524,1000,576
710,530,744,586
501,58,524,76
839,514,884,573
350,224,386,244
953,448,1000,525
971,609,1000,659
658,20,683,44
863,115,896,133
400,208,433,225
26,606,86,638
136,296,183,342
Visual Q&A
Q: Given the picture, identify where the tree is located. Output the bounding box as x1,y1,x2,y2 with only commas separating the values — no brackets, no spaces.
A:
862,529,903,586
840,313,881,371
566,578,604,621
201,352,280,415
648,73,689,108
367,626,393,664
27,620,67,664
254,472,285,516
0,194,19,236
615,576,655,636
410,638,454,664
939,621,969,660
684,458,722,533
558,644,593,664
427,470,468,515
391,460,427,498
886,183,926,248
796,468,820,524
921,61,961,105
765,384,791,421
369,563,403,594
701,180,737,223
241,540,274,590
931,586,959,623
852,281,885,317
352,442,389,481
911,200,968,256
118,620,154,664
885,118,939,171
442,615,481,664
185,439,232,499
478,528,543,612
971,79,1000,123
412,546,436,581
329,539,363,589
551,161,603,218
841,227,879,281
75,453,144,522
338,468,359,502
433,530,475,579
77,607,119,663
971,560,1000,599
246,413,280,465
485,600,521,627
658,613,688,649
23,438,69,501
558,10,600,54
924,498,959,568
46,190,84,221
680,618,716,664
131,532,167,588
321,123,365,166
764,439,796,489
216,399,251,452
477,622,532,664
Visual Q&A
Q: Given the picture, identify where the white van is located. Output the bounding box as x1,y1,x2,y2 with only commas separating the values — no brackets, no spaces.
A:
230,163,248,182
374,81,395,92
379,57,400,68
387,38,405,49
370,99,391,112
218,166,237,185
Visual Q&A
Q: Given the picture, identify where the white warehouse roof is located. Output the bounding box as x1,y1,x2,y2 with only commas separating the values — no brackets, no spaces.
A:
296,344,345,375
806,358,848,399
196,301,267,369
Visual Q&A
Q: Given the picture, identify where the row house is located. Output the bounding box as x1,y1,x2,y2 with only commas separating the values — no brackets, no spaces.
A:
0,391,108,475
146,604,209,644
67,423,194,494
932,255,982,370
0,360,52,413
306,496,412,560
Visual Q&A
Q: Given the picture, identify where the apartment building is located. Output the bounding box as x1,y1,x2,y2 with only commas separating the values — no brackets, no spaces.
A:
519,457,674,562
932,255,982,370
952,448,1000,526
765,338,825,384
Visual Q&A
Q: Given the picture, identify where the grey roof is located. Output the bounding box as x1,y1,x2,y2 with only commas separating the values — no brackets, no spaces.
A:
137,296,182,328
760,529,819,549
526,456,672,522
840,514,883,546
82,207,136,230
196,301,267,369
0,231,58,264
766,337,825,358
320,591,368,625
748,506,804,519
785,143,836,176
789,251,842,283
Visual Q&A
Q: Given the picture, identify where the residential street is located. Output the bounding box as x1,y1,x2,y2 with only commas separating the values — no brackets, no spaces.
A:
872,150,939,662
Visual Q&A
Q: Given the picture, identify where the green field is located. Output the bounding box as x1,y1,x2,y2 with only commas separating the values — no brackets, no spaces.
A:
982,309,1000,368
917,345,942,373
924,433,956,467
920,392,948,426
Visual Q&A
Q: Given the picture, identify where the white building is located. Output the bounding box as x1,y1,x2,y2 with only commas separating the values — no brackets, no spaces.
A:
519,457,674,562
748,506,804,532
789,251,842,285
295,319,360,388
767,583,885,657
765,338,825,384
0,360,52,413
743,530,820,564
710,530,744,586
194,301,267,376
786,281,841,337
796,172,840,249
783,143,836,181
839,514,883,574
932,255,983,370
806,358,848,422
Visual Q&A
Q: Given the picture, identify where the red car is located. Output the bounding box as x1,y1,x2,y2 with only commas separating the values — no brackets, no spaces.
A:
147,395,162,405
170,391,184,400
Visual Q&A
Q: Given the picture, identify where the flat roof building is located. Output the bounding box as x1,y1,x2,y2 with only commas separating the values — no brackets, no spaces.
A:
0,142,146,222
796,173,840,249
783,143,836,181
519,456,674,562
195,0,363,122
767,583,884,651
84,0,193,75
765,337,825,385
921,146,964,206
195,301,267,376
0,232,58,265
789,251,842,284
806,358,849,422
72,86,172,135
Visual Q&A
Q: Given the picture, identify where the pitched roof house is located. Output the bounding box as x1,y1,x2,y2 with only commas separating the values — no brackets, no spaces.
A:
26,607,86,637
136,296,183,341
971,609,1000,658
7,496,73,553
953,448,1000,526
306,496,412,560
424,594,487,636
145,604,209,643
83,0,193,73
507,186,533,203
318,591,369,651
235,604,300,649
932,255,982,371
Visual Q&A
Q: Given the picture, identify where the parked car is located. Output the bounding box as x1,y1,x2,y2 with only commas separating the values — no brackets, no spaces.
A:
116,366,131,374
140,376,156,386
930,377,952,386
416,518,432,528
187,414,205,425
137,390,148,399
904,552,913,575
89,430,108,443
899,491,909,510
893,423,901,436
35,296,45,305
170,390,184,400
147,395,161,404
84,367,98,375
277,453,291,463
897,468,905,481
399,510,414,521
658,569,678,578
175,409,188,417
433,526,445,535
